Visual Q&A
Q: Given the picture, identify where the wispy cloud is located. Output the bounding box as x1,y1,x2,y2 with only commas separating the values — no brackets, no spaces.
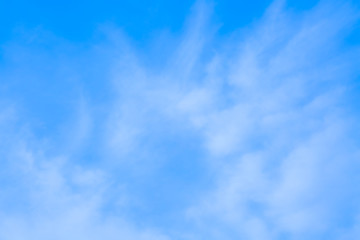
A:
0,1,360,240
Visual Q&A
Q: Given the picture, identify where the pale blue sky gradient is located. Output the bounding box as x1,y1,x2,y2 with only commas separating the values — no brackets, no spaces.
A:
1,1,360,239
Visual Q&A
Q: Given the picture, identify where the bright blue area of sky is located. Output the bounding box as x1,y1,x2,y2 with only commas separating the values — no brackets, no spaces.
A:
0,0,322,43
1,0,360,239
0,0,323,135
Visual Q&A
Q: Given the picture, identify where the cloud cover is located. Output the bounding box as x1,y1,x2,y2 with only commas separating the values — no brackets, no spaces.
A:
0,1,360,239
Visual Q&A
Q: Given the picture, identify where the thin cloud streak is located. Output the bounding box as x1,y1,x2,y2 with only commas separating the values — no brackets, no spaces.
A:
0,1,359,240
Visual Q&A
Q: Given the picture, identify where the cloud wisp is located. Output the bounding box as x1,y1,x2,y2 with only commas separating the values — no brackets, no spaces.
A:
0,1,360,240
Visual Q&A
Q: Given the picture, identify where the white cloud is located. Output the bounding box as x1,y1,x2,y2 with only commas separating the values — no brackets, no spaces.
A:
0,1,360,240
179,1,360,240
0,117,170,240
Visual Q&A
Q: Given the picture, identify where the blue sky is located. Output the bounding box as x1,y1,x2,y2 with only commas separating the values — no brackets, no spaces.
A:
1,0,360,239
